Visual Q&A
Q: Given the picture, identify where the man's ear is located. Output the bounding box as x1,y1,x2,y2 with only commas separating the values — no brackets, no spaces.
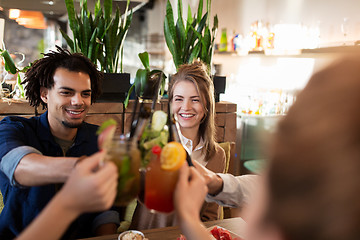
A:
40,87,49,103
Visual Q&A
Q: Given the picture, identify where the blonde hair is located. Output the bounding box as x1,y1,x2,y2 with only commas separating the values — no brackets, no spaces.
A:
168,61,217,160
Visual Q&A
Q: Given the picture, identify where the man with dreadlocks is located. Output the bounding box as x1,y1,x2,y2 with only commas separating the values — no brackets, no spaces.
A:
0,46,119,239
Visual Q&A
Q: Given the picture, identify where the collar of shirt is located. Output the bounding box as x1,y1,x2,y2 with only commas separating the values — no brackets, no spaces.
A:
180,132,207,166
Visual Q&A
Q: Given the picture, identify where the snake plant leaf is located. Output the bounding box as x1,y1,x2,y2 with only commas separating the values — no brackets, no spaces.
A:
187,41,201,64
64,0,77,35
104,0,112,24
212,15,218,36
176,0,185,52
83,10,91,58
197,0,203,24
1,50,17,74
196,12,208,34
201,27,211,61
139,52,150,71
88,29,98,61
165,0,181,68
164,16,176,62
186,5,192,34
95,0,101,15
60,29,75,52
176,18,186,54
206,0,211,25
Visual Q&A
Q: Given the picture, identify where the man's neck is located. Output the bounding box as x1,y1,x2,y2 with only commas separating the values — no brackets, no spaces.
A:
50,125,78,141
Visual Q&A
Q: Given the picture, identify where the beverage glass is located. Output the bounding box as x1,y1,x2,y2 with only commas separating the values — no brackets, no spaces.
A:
144,148,179,213
103,136,141,206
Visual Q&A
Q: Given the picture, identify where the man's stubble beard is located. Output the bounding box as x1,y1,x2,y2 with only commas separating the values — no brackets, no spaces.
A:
62,120,83,128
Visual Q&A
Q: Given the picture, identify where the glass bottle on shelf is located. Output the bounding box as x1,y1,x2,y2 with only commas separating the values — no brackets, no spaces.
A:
219,28,228,52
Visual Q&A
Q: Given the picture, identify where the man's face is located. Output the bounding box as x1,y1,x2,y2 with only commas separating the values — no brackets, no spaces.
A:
40,67,92,131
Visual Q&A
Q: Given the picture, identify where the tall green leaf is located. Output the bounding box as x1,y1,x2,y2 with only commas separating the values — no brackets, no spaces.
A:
64,0,77,34
1,50,17,74
104,0,112,23
197,0,203,23
138,52,150,71
186,5,192,33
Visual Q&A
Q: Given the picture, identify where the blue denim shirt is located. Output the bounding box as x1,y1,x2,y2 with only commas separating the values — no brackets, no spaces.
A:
0,112,118,239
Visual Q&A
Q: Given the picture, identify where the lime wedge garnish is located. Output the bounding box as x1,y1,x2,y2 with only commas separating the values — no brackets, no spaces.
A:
96,118,117,135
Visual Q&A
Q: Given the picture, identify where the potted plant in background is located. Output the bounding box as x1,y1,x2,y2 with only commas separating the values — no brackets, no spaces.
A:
0,47,30,99
164,0,225,102
124,51,166,109
60,0,133,102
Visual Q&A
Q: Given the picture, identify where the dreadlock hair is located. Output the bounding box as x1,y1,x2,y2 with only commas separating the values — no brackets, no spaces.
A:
169,61,217,161
23,46,103,109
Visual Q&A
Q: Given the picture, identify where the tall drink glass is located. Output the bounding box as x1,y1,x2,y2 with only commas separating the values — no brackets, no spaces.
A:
144,146,179,213
103,136,141,206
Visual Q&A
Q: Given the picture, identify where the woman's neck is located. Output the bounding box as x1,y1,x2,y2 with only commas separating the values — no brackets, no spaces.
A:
180,127,200,150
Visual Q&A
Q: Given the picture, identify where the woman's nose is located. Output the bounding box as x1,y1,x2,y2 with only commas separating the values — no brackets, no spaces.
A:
181,100,191,110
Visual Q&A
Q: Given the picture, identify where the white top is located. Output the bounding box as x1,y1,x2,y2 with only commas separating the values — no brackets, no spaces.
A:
180,133,207,167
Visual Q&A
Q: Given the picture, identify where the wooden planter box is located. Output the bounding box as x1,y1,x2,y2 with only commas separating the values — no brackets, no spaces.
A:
98,73,131,102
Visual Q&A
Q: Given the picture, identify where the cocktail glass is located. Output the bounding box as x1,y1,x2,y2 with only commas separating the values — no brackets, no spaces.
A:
103,136,141,206
144,147,179,213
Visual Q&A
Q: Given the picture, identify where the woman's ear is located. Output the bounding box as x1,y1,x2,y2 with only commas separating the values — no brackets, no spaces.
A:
40,87,48,103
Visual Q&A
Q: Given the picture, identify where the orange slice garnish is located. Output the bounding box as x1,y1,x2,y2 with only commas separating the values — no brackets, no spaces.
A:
160,142,186,171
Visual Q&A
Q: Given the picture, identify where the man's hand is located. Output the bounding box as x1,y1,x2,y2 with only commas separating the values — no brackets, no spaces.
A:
59,151,118,215
192,160,224,196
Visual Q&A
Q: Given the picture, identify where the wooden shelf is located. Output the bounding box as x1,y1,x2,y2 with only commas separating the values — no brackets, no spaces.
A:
215,45,360,57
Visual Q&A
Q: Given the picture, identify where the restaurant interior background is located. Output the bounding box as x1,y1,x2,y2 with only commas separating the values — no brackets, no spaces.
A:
0,0,360,173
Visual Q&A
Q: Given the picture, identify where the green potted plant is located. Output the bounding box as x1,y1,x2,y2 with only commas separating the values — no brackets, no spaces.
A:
164,0,225,102
124,51,166,108
60,0,133,102
0,48,30,99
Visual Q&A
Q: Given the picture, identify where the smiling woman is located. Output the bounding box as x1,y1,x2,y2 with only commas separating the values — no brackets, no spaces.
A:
130,61,226,230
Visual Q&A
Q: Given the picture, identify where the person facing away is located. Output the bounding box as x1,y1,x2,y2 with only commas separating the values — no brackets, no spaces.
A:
174,54,360,240
130,61,226,230
0,46,119,239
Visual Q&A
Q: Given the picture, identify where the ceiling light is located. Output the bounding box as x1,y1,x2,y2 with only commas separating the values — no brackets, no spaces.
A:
9,9,47,29
9,9,20,19
41,0,55,5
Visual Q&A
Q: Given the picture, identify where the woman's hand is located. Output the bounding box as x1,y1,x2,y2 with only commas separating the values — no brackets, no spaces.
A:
59,151,118,215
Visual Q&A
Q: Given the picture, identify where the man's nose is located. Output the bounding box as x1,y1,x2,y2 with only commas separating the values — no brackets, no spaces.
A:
71,93,84,105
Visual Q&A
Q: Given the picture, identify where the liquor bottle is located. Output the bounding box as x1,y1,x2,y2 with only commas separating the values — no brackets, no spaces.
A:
219,28,228,52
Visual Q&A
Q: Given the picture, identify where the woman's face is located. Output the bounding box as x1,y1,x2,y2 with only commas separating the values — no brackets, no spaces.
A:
171,80,205,133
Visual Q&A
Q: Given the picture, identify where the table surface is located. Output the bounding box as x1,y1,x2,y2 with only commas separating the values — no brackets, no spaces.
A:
79,217,247,240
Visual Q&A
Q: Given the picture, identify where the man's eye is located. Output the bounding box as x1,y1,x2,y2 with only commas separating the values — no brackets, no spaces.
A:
82,92,91,97
60,91,71,95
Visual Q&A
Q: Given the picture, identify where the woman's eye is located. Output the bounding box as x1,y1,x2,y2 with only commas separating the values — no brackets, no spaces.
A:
192,99,200,102
174,98,182,102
